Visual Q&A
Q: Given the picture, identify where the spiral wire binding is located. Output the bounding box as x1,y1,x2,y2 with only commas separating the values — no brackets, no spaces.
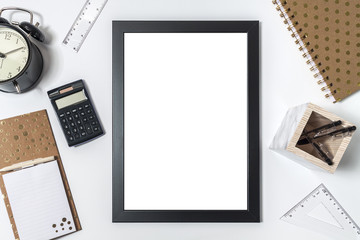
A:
272,0,337,103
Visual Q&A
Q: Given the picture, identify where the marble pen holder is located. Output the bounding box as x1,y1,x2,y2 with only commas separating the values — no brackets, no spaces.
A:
270,103,356,173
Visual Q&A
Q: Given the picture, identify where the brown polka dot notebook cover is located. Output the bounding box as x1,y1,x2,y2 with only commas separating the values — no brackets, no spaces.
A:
0,110,81,239
273,0,360,102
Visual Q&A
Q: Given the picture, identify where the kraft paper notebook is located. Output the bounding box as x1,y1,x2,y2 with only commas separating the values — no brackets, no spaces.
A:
273,0,360,102
0,110,81,240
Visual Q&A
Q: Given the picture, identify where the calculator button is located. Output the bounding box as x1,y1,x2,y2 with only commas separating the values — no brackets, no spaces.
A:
67,116,73,121
93,126,99,132
79,125,84,131
80,131,86,137
80,111,85,117
66,130,71,135
74,133,80,139
61,118,67,124
86,109,92,114
88,115,94,120
72,128,78,133
70,122,76,127
59,113,65,118
84,104,90,108
74,113,79,119
72,109,77,113
76,120,82,125
83,117,88,122
86,125,93,134
68,136,74,141
78,106,83,111
66,111,71,115
63,124,69,129
91,121,97,126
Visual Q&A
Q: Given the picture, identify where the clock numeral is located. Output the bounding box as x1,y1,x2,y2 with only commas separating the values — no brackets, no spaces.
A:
16,39,19,44
22,57,27,63
4,34,11,40
7,72,12,79
17,66,21,72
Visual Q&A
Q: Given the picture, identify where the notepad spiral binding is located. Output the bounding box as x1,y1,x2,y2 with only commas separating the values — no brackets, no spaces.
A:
272,0,336,103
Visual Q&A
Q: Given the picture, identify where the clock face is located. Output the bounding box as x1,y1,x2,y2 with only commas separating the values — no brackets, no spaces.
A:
0,26,30,82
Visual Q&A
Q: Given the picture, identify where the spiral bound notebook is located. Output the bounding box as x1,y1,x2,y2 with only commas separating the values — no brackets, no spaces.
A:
273,0,360,103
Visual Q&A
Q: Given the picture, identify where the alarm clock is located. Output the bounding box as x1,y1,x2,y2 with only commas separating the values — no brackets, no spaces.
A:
0,7,45,93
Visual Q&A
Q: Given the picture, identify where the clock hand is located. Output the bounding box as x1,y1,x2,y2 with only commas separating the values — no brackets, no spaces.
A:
3,47,25,56
0,52,5,59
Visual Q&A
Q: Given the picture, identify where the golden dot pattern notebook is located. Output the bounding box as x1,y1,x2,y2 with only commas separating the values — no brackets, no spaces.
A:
0,110,81,239
273,0,360,102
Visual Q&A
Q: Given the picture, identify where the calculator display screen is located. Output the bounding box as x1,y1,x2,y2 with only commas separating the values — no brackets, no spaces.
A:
55,90,87,110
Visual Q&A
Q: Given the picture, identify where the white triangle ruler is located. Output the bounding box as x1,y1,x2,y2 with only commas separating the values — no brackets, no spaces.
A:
281,184,360,240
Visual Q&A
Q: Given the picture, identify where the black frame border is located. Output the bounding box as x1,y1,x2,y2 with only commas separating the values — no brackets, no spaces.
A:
112,21,260,222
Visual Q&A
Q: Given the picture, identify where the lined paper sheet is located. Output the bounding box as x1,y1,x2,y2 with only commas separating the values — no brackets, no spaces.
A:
2,160,75,240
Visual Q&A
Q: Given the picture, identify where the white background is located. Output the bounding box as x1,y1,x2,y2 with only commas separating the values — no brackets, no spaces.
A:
0,0,359,240
124,33,248,210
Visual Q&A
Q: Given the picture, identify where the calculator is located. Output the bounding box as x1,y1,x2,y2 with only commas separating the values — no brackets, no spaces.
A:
47,80,104,146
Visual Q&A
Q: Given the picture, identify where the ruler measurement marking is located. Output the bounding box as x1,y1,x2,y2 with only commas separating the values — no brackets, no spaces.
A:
281,184,360,238
63,0,107,52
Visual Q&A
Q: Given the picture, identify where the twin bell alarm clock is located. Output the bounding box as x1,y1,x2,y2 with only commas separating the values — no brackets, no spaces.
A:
0,7,45,93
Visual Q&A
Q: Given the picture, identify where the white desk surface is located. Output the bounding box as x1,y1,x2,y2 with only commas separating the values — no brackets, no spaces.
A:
0,0,359,239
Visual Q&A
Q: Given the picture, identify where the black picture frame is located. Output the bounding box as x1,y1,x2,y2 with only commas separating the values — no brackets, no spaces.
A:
112,21,260,222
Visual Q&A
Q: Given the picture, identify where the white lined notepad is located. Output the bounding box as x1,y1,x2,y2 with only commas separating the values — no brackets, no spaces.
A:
2,160,75,240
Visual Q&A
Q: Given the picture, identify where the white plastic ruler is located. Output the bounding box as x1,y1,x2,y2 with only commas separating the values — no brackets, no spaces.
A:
281,184,360,239
63,0,108,52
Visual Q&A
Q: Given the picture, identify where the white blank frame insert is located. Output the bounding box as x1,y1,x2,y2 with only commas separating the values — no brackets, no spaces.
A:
112,21,260,222
124,32,247,211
